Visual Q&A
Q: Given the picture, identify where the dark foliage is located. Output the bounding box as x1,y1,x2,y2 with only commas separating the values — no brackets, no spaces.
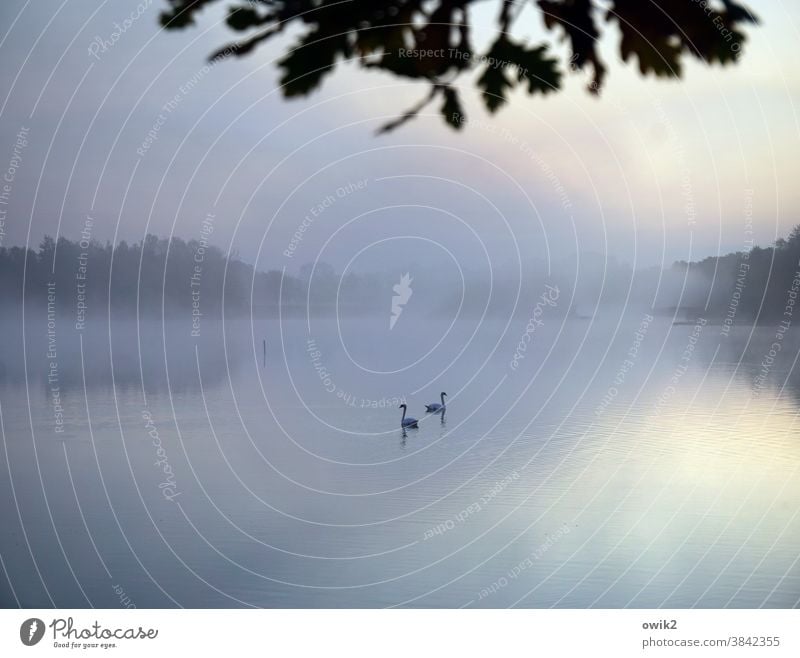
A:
159,0,758,132
676,225,800,323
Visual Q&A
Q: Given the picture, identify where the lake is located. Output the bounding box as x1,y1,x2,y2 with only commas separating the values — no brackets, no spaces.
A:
1,309,799,608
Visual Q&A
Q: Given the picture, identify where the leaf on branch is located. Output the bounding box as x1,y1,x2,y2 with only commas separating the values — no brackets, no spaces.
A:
477,36,561,113
720,0,759,24
509,44,561,94
415,4,454,57
355,4,415,57
226,7,266,32
477,65,514,113
278,29,350,97
607,0,758,77
539,0,606,93
160,0,218,29
440,86,465,130
381,3,471,78
618,27,682,77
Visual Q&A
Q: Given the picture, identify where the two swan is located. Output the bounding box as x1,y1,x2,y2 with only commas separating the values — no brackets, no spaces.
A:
399,392,447,428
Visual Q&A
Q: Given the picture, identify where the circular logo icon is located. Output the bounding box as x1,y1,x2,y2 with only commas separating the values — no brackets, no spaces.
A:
20,618,45,646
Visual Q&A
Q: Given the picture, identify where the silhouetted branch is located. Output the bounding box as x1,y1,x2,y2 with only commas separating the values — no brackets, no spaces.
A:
159,0,759,131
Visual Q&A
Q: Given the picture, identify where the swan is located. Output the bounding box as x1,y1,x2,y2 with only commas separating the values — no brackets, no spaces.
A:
425,392,447,413
399,404,418,428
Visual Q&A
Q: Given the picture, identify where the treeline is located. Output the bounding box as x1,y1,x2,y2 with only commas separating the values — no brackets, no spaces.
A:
674,225,800,322
5,226,800,322
0,235,387,315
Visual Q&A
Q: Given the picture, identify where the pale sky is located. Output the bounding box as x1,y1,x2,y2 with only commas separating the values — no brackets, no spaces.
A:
0,0,798,274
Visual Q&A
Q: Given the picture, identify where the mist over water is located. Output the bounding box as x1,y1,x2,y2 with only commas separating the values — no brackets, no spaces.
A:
1,0,799,615
2,280,799,607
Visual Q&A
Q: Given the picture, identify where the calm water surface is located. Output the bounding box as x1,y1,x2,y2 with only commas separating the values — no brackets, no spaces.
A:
1,312,799,608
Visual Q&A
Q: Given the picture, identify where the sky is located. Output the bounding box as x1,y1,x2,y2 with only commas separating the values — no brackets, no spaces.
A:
0,0,798,276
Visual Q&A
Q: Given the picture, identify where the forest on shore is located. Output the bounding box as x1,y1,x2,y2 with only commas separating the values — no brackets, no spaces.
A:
672,225,800,323
1,226,799,322
0,235,385,316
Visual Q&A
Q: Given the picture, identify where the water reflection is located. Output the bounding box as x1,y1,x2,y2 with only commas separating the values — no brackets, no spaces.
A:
0,314,798,608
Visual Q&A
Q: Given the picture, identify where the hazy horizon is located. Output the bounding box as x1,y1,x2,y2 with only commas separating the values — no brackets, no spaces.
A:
1,0,799,273
2,0,800,618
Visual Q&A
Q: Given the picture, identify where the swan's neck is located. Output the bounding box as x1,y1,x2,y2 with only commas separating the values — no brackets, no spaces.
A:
441,393,446,405
401,407,406,421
